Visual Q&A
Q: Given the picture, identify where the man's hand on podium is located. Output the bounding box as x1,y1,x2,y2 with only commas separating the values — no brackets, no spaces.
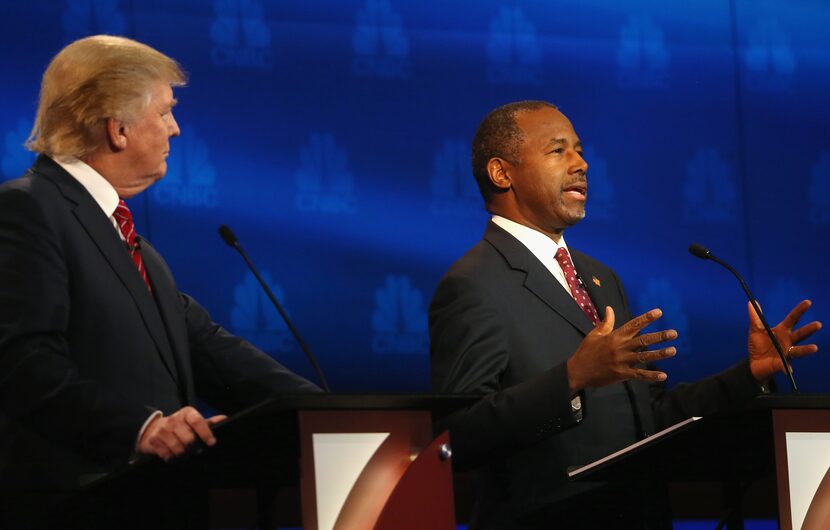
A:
137,406,227,461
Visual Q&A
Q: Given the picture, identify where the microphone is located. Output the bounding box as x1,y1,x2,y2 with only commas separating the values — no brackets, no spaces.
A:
218,225,331,392
688,243,797,392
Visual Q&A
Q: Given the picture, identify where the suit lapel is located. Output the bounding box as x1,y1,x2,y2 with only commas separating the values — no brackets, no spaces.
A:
484,222,594,336
570,250,612,323
35,157,181,385
142,244,194,403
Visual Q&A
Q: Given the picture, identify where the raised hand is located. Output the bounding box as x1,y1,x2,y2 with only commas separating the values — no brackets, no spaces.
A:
748,300,822,383
566,306,678,393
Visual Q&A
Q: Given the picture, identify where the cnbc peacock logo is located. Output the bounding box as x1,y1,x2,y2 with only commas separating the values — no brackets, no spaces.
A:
210,0,273,70
370,275,429,355
294,133,357,214
352,0,411,79
486,7,542,85
616,15,670,89
230,270,293,355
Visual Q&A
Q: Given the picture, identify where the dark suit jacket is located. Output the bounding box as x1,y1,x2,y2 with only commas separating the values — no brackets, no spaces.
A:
0,156,319,516
430,221,761,528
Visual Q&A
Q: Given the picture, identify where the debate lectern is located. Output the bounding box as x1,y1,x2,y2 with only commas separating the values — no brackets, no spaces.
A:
64,394,478,530
568,394,830,530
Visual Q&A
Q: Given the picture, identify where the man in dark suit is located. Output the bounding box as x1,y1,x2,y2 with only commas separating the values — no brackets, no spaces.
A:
0,35,320,528
430,100,822,528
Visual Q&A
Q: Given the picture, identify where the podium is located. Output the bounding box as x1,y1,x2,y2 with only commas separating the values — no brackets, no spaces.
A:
568,394,830,530
66,394,478,530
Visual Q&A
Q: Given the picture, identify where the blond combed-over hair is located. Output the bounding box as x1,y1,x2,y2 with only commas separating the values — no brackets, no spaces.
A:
27,35,186,158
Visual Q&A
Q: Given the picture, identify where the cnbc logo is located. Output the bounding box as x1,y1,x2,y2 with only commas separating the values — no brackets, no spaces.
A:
486,7,542,85
152,127,218,208
230,270,293,354
429,139,482,217
636,278,689,355
616,15,670,89
744,19,795,93
682,148,737,224
210,0,273,70
352,0,411,79
370,275,429,355
294,133,357,214
62,0,127,41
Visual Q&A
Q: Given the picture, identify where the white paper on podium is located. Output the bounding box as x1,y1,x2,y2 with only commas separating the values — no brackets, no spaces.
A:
786,432,830,530
312,432,390,530
568,416,702,478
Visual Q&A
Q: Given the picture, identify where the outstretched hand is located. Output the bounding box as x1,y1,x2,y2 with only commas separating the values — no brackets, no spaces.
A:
566,306,678,393
748,300,822,383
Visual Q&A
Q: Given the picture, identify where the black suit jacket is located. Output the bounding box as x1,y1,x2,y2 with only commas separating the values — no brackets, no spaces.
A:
430,221,761,528
0,156,319,505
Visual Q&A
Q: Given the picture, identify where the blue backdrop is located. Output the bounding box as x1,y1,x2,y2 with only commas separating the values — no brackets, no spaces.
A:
1,0,827,395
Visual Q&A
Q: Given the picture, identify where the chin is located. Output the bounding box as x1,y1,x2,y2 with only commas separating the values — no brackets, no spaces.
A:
568,207,586,220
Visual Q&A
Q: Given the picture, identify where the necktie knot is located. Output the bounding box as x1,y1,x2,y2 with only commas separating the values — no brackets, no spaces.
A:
113,200,137,249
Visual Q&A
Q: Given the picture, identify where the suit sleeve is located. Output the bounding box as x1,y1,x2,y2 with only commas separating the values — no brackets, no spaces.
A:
181,293,322,413
430,273,579,470
608,268,763,429
0,187,154,464
649,358,761,429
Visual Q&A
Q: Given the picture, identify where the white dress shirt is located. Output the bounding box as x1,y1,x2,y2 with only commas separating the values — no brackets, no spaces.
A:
491,215,574,297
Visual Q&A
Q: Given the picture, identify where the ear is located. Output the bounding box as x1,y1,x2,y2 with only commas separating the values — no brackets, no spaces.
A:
487,157,512,191
105,117,128,151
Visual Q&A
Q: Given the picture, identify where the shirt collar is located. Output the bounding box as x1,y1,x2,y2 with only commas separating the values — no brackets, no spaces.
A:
52,156,120,218
491,214,569,264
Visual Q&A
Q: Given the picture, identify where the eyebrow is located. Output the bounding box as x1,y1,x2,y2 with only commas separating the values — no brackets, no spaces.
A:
545,138,583,150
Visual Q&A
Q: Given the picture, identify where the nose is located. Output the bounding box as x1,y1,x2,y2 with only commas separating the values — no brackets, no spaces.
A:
570,149,588,174
169,112,181,137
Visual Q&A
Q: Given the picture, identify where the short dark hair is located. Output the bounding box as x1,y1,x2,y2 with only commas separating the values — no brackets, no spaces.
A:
471,100,558,203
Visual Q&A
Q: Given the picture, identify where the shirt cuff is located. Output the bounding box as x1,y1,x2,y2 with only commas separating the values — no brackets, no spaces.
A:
134,410,163,453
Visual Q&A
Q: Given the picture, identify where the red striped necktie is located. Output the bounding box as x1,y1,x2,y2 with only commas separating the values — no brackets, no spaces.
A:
113,200,151,292
554,247,599,326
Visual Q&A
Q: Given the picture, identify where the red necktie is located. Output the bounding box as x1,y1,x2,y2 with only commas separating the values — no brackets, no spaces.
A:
113,200,151,292
555,247,599,326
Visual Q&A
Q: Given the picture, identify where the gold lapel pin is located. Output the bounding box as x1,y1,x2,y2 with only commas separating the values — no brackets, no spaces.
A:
592,276,601,287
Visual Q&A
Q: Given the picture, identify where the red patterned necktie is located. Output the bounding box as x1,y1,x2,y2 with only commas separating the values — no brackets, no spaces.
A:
113,200,151,292
554,247,599,326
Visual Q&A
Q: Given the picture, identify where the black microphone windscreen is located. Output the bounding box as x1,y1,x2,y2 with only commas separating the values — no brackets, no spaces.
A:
688,243,711,260
218,225,238,247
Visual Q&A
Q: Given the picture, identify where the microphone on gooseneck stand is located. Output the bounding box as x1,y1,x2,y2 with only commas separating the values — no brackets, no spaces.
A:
218,225,331,392
688,243,797,393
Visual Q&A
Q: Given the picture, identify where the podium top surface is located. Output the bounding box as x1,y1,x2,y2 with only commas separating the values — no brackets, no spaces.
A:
570,393,830,484
750,393,830,409
216,393,481,431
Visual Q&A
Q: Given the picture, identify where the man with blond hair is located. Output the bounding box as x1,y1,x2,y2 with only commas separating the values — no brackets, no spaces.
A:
0,35,319,528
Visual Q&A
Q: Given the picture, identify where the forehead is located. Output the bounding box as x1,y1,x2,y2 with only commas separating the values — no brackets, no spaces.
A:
148,82,175,106
515,107,578,146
